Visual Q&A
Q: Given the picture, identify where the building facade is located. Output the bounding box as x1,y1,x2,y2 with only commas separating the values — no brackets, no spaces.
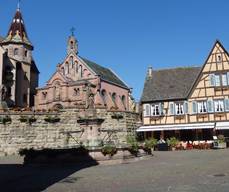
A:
138,41,229,141
0,7,39,108
35,33,133,111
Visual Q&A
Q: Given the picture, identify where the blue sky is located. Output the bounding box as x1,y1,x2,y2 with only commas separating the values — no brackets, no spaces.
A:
1,0,229,101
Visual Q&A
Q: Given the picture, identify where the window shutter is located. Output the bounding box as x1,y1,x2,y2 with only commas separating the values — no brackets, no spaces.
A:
169,102,174,115
184,101,188,114
225,99,229,111
222,74,228,86
143,104,150,117
159,103,164,115
207,100,214,112
192,101,197,114
209,74,216,86
227,72,229,85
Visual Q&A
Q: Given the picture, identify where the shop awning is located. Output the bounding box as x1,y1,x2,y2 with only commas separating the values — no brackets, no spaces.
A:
216,122,229,130
137,123,215,132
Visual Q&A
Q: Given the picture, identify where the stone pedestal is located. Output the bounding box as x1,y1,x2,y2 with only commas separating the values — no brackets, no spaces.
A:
77,109,104,148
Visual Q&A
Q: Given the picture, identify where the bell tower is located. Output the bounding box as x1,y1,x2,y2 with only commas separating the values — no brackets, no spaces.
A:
0,4,39,108
67,27,78,55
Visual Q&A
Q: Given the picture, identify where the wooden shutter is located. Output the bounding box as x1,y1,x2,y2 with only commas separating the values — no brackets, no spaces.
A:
143,104,150,117
159,103,164,115
169,102,174,115
225,99,229,111
184,101,188,114
227,72,229,85
207,100,214,112
192,101,197,114
209,74,216,86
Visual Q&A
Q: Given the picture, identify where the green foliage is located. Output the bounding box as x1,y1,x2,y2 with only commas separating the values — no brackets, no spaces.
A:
166,137,179,147
44,115,60,123
126,135,139,155
101,145,117,156
218,134,225,143
0,116,12,124
19,116,37,124
144,138,157,150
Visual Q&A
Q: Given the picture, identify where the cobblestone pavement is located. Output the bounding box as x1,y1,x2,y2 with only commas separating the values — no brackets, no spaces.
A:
1,150,229,192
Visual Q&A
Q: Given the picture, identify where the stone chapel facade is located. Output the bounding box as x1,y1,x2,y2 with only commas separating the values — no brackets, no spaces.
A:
0,7,39,108
35,33,132,111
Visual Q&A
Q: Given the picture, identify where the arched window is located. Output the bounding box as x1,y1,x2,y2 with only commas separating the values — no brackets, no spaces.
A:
73,88,80,96
24,50,28,57
14,48,19,56
79,65,83,78
112,93,117,106
61,67,65,75
65,62,69,74
75,61,78,73
70,41,74,49
83,69,87,76
53,81,61,100
101,89,107,105
70,56,74,68
121,95,126,110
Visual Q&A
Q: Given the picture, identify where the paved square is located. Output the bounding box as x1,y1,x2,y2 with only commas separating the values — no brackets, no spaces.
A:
1,150,229,192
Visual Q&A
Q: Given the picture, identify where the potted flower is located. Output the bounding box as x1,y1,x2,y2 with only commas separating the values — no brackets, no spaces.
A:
217,135,226,149
126,135,139,156
167,137,179,151
101,145,117,157
144,138,157,154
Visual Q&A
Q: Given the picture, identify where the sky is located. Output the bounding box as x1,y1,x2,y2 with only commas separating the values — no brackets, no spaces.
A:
1,0,229,101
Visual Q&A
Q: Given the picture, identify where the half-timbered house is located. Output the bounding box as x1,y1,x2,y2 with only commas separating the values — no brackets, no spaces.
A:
138,40,229,141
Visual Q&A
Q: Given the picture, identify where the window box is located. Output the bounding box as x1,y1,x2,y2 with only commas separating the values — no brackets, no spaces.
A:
197,113,208,118
174,114,185,119
214,112,225,117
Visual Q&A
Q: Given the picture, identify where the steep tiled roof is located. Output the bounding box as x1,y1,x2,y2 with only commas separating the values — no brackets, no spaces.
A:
2,9,32,47
81,57,129,89
141,67,201,102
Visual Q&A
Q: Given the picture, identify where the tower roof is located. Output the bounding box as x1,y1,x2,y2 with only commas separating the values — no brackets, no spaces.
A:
2,8,32,47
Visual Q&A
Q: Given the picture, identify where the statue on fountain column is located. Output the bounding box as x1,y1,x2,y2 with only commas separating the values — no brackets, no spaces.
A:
0,84,8,111
85,85,95,109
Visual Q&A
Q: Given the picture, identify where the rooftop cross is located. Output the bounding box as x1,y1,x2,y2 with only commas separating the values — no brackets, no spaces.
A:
17,0,21,10
70,27,75,36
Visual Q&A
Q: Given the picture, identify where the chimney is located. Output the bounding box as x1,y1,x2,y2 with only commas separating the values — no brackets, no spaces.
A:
148,66,153,78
